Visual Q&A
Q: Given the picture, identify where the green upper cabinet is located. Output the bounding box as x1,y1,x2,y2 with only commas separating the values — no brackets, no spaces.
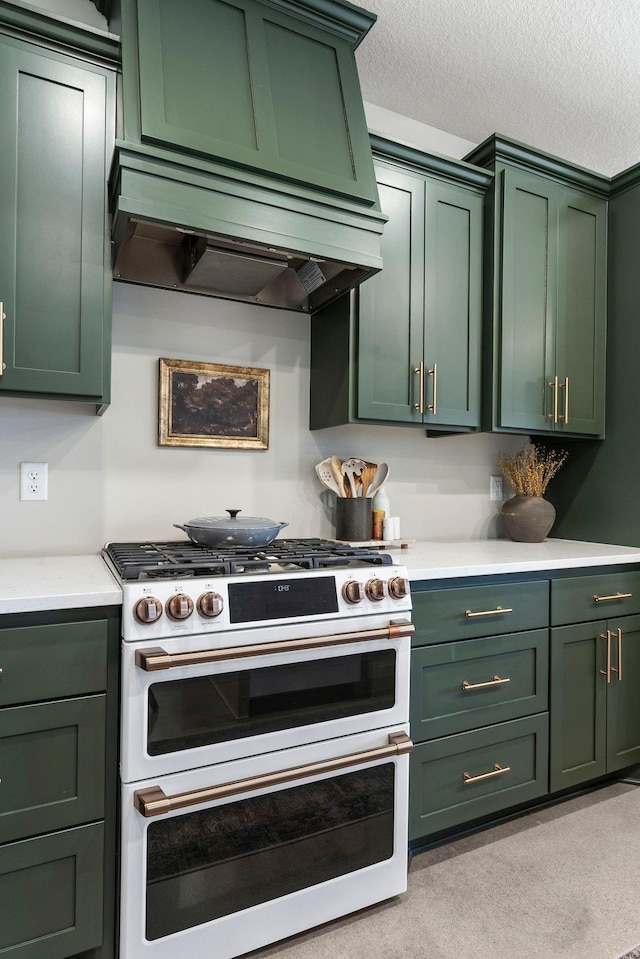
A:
122,0,377,204
0,13,117,412
465,135,608,438
310,136,490,431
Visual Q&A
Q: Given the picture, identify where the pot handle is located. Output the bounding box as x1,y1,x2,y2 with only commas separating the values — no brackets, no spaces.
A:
173,524,189,533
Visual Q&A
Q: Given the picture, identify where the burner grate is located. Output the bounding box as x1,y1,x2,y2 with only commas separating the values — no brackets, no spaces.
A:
103,538,392,581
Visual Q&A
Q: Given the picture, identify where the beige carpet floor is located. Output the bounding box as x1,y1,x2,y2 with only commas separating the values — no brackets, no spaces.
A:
248,782,640,959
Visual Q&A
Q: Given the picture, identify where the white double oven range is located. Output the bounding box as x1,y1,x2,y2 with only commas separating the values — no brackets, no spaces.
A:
103,538,413,959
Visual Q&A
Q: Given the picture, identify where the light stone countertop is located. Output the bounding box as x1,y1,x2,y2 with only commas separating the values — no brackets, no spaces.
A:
0,554,122,615
385,538,640,581
2,539,640,615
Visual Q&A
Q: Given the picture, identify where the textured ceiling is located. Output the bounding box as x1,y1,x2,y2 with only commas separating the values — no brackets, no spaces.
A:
355,0,640,177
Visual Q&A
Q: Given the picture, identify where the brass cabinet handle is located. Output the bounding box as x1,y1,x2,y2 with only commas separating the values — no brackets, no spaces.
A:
135,620,415,671
600,630,612,683
0,301,5,375
593,591,632,603
461,675,511,692
614,627,623,682
463,762,511,785
427,363,438,414
134,731,414,817
548,375,559,423
413,361,424,414
464,605,513,619
558,376,569,423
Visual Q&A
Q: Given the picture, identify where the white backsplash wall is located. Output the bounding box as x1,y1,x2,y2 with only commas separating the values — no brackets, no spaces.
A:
0,0,524,558
0,282,522,558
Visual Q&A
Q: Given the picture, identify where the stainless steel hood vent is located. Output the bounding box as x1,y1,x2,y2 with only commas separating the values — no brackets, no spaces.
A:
108,0,386,314
111,214,376,313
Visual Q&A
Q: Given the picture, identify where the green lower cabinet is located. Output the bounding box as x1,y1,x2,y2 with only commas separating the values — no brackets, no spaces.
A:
0,26,115,410
0,696,106,844
0,823,104,959
550,614,640,792
411,629,548,742
409,713,549,842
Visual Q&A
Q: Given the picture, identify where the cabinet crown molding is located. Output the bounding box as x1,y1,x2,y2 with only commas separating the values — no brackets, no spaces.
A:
370,132,493,191
0,0,120,65
465,133,610,198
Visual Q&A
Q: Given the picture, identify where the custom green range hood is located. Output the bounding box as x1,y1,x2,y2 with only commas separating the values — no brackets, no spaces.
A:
108,0,386,312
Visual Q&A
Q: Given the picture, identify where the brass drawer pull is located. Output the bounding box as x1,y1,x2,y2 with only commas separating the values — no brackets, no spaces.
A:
465,605,513,619
427,363,438,414
134,731,414,817
413,361,424,414
463,762,511,785
136,620,415,671
600,630,612,683
558,376,569,424
548,375,559,423
593,591,632,603
462,675,511,692
0,301,5,375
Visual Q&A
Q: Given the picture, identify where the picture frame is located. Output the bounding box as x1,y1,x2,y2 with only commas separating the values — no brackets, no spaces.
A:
158,358,270,449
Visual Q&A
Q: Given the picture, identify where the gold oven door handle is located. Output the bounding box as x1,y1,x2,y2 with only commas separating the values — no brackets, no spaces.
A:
134,731,414,817
463,762,511,785
135,620,415,671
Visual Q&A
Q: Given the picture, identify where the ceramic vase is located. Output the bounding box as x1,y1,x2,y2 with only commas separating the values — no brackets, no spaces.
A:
501,495,556,543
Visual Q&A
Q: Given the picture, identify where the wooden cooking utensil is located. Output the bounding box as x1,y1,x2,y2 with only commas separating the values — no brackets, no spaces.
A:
360,461,378,497
330,455,347,496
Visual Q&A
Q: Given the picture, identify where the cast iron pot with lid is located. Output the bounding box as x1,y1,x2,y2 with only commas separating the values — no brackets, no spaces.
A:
174,510,288,548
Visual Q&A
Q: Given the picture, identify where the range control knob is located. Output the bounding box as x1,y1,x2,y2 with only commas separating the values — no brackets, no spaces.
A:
134,596,163,625
166,593,195,621
365,578,389,602
197,591,224,618
342,580,365,605
389,576,410,599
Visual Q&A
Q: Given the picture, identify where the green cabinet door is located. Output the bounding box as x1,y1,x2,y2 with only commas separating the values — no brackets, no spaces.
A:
357,165,425,423
550,614,640,791
310,144,487,431
132,0,377,204
606,614,640,772
499,168,558,432
0,35,113,405
549,621,607,792
423,180,482,429
555,188,607,436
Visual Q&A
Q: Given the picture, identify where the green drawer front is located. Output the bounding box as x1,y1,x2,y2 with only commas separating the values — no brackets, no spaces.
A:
409,713,549,841
551,571,640,625
410,629,548,743
412,580,549,646
0,619,108,706
0,822,104,959
0,696,106,844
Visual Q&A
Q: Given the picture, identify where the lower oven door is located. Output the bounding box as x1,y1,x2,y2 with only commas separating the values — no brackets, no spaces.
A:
120,726,411,959
121,616,411,782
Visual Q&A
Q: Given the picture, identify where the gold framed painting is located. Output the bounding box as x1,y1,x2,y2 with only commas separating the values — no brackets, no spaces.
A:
158,358,270,449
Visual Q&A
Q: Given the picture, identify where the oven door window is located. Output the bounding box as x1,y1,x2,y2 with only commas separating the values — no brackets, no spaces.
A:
147,649,396,755
145,763,395,939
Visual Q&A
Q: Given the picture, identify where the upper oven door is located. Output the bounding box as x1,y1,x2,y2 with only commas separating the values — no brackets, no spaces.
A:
120,615,412,783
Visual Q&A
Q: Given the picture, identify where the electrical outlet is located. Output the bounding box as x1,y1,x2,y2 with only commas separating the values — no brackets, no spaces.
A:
20,462,48,501
490,475,503,502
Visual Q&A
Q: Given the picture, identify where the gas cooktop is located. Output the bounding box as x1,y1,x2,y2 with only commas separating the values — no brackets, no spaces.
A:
103,538,393,582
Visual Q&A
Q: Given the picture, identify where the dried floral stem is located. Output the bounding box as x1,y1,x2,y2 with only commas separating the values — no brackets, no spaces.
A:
498,443,567,497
